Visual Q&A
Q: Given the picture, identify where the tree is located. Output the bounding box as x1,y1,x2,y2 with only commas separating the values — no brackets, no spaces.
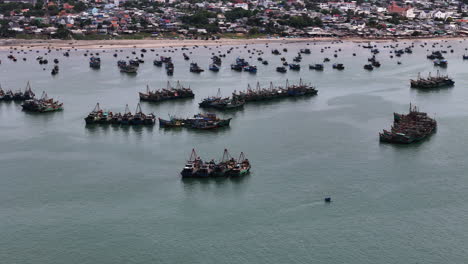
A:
248,27,260,35
225,8,253,21
55,25,71,39
73,2,87,13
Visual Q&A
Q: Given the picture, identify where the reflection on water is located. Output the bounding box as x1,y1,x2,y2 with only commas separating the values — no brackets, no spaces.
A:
181,174,250,193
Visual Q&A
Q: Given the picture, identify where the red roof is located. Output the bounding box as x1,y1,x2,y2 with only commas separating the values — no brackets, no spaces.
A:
387,2,409,14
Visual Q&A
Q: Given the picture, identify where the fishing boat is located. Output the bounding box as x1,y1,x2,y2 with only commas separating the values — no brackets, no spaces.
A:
289,64,300,70
225,152,251,177
243,65,257,73
120,64,138,73
21,92,63,113
433,59,448,67
231,64,243,71
153,60,163,66
276,66,287,73
51,65,59,75
5,81,35,101
332,63,345,70
139,81,194,102
410,71,454,89
231,79,318,103
89,57,101,69
209,64,220,72
180,149,250,178
364,64,374,70
190,62,204,73
379,104,437,144
309,64,324,70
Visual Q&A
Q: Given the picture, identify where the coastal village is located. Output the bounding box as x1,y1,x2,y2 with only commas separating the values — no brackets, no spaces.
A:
1,0,468,39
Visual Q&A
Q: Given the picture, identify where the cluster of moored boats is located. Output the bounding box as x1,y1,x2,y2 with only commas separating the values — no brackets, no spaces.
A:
153,56,174,75
85,103,155,125
181,149,251,178
139,81,194,102
159,113,231,130
21,92,63,112
1,82,62,112
0,82,35,101
379,104,437,144
410,72,454,89
199,79,317,110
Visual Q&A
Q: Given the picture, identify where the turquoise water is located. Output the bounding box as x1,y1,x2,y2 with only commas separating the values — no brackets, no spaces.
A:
1,40,468,263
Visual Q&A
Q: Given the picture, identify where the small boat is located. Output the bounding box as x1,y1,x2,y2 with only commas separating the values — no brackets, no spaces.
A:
332,63,344,70
309,64,324,71
243,65,257,73
289,64,300,70
209,64,220,72
190,62,204,73
364,64,374,70
89,57,101,69
276,66,287,73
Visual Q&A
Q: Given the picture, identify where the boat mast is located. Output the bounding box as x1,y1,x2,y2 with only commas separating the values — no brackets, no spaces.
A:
221,148,232,163
189,149,197,162
124,104,131,114
238,152,246,162
93,103,100,112
135,103,142,114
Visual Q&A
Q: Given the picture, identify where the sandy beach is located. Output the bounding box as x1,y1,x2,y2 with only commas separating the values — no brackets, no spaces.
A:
0,36,466,50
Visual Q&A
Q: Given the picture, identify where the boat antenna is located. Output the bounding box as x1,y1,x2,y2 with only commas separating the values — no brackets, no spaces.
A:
216,88,221,98
146,84,150,93
256,82,261,90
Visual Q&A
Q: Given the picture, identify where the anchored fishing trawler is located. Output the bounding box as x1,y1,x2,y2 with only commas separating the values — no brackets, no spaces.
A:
85,103,155,125
89,57,101,69
379,104,437,144
181,149,251,178
159,113,231,130
1,81,35,101
139,81,194,102
199,89,245,111
410,71,454,89
232,79,317,103
21,92,63,113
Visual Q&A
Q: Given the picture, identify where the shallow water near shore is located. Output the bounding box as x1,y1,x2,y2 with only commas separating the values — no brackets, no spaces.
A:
2,40,468,263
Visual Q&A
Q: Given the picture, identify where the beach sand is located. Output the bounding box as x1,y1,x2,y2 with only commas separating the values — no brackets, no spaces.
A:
0,36,466,50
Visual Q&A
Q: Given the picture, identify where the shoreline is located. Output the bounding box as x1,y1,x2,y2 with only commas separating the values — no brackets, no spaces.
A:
0,36,466,50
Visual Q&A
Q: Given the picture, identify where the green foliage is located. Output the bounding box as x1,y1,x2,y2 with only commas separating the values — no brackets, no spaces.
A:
0,2,34,16
225,8,253,22
0,19,15,37
73,2,87,13
279,15,322,28
47,5,60,16
54,25,71,39
248,27,259,35
331,8,341,15
181,11,216,26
